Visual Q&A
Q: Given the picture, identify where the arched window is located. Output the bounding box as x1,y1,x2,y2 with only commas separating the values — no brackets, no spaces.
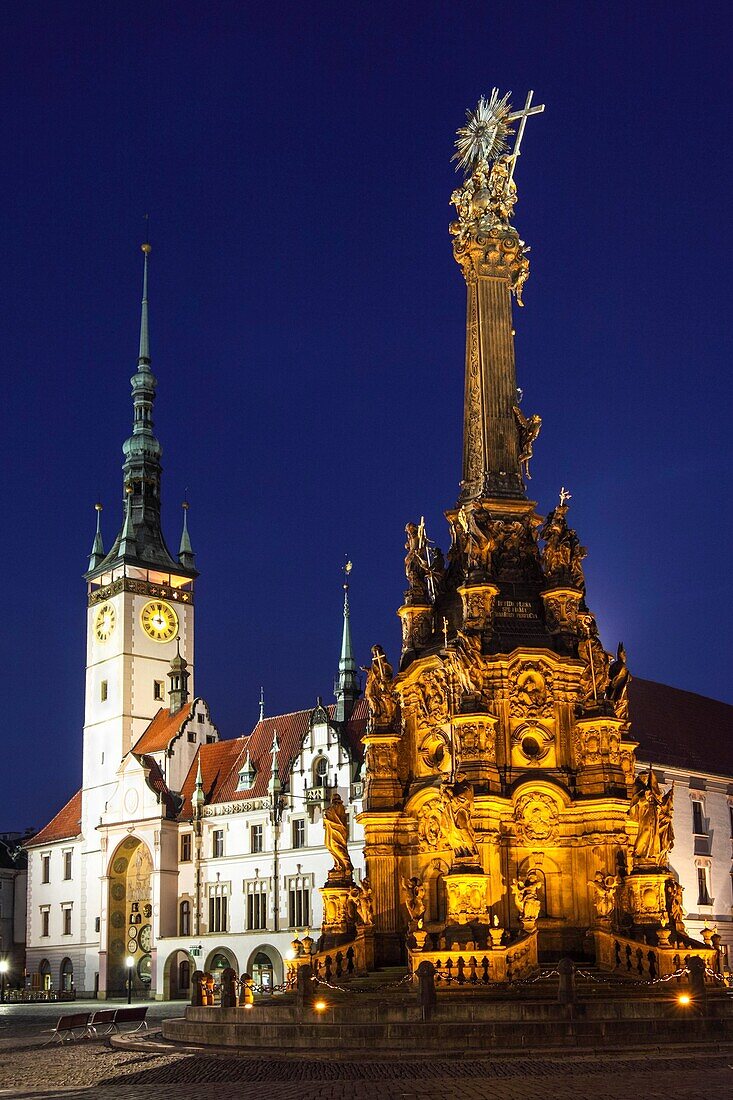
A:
179,899,191,936
60,958,73,993
314,757,329,788
179,959,190,991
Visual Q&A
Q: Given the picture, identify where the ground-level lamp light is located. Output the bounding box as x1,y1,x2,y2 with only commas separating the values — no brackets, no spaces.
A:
677,993,691,1006
314,999,327,1013
0,959,8,1004
125,956,135,1005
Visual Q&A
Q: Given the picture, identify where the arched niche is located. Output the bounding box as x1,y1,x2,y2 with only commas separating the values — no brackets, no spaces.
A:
107,836,153,996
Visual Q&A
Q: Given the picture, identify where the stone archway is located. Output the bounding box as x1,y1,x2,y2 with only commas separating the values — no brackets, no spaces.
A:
162,949,192,1000
246,944,283,988
203,947,239,978
59,958,74,994
107,836,153,997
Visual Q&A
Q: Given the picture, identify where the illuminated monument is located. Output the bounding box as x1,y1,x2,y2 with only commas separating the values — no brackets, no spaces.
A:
347,90,707,976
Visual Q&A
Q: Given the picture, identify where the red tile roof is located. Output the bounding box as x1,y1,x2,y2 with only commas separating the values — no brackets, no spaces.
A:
25,790,82,848
631,678,733,777
178,699,367,817
138,755,179,818
132,702,193,755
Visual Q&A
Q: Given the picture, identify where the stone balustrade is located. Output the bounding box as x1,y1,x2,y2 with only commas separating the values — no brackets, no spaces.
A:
407,930,538,985
594,929,716,982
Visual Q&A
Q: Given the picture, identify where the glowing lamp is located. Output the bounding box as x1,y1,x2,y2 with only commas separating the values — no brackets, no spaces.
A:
0,961,8,974
678,993,691,1006
125,955,135,969
314,1000,327,1012
285,949,295,961
244,1002,253,1011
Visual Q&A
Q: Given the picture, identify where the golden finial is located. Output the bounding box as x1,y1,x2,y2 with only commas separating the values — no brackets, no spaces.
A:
94,501,103,512
141,242,152,254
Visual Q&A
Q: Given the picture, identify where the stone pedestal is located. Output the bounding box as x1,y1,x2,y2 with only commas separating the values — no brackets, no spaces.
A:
320,875,356,940
444,870,489,926
363,733,402,811
397,602,432,662
574,715,636,796
457,582,500,632
621,870,671,927
451,712,500,785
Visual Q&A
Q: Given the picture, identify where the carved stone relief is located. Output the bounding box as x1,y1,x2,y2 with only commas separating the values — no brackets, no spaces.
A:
513,791,559,843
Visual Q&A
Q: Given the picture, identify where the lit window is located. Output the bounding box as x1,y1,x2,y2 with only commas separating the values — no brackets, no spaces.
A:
41,854,50,884
180,834,192,862
251,824,263,854
292,819,306,850
212,830,224,859
692,800,706,835
100,680,108,702
154,680,165,702
63,851,72,881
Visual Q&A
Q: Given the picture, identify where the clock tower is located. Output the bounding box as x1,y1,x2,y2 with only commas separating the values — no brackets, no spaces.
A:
81,243,198,829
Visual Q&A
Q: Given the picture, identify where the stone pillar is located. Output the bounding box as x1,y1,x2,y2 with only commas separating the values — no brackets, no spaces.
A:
451,713,500,787
359,812,402,964
363,734,402,811
574,715,636,795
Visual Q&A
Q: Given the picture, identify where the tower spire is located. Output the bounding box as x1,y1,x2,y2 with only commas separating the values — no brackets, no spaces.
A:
88,502,105,571
178,499,195,569
259,686,265,722
138,238,151,363
334,559,359,723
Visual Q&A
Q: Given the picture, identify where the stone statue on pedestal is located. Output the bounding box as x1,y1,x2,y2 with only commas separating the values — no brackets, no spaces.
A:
440,772,479,863
628,768,675,868
323,792,353,879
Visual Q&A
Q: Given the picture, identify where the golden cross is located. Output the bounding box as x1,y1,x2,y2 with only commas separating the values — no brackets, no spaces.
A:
506,90,545,185
442,617,449,649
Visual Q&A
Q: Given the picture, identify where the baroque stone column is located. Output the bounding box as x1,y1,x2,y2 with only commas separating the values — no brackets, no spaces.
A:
359,812,403,964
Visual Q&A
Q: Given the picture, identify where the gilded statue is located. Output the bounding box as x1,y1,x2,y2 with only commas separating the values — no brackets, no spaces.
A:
488,155,517,223
606,642,631,721
440,772,479,863
540,499,587,590
628,768,675,868
578,616,610,707
666,879,685,930
511,872,541,927
362,645,396,730
457,505,495,575
589,871,619,921
512,405,542,480
323,791,353,879
401,876,427,926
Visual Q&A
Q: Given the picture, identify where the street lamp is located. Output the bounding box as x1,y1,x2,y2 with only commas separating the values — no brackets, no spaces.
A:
0,960,8,1004
125,956,135,1005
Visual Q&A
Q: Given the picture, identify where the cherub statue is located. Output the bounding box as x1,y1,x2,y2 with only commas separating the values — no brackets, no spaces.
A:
362,644,396,730
628,767,675,868
323,791,353,878
440,772,479,864
488,155,517,223
401,876,427,926
512,405,542,480
511,872,541,927
606,642,631,721
589,870,619,921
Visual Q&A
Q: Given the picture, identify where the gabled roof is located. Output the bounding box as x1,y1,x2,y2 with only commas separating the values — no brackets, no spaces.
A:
132,702,193,756
631,678,733,778
25,790,82,848
178,698,368,816
138,754,180,818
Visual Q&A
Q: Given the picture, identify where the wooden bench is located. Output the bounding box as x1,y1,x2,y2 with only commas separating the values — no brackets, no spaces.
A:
88,1008,117,1036
47,1012,93,1043
112,1005,149,1032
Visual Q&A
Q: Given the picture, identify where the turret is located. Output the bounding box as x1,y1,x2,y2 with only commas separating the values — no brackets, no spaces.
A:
334,560,359,723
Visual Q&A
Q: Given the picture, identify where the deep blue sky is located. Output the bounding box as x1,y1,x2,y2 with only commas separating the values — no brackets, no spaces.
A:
2,2,731,832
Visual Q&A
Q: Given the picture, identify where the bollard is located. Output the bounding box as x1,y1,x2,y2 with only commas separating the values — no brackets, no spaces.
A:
557,957,576,1005
238,972,254,1008
415,959,437,1022
685,955,707,1007
296,963,315,1013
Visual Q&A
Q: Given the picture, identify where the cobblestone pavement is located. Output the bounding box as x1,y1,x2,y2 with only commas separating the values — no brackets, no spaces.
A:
1,1004,732,1099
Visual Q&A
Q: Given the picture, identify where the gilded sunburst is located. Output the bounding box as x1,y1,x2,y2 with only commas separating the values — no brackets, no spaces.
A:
452,89,514,174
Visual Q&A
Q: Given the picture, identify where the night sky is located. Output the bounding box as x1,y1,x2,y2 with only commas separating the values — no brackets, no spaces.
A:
2,2,731,832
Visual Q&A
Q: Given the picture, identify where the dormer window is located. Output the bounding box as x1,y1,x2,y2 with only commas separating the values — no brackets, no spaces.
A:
314,757,329,788
237,752,256,791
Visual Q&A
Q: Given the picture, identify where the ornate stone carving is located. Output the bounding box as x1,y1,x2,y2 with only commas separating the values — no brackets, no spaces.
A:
418,729,452,774
444,872,489,925
440,773,479,865
448,630,485,698
509,662,553,719
628,768,674,869
401,876,427,927
456,504,496,576
540,498,587,591
620,871,670,926
398,604,433,654
589,871,619,923
404,519,444,604
492,515,539,577
347,878,374,926
577,617,610,708
453,716,497,763
323,792,353,881
541,587,582,634
363,645,397,731
512,405,542,481
456,583,499,633
511,872,541,931
513,791,559,843
417,798,445,852
574,721,624,767
606,643,631,721
407,667,450,728
665,879,686,932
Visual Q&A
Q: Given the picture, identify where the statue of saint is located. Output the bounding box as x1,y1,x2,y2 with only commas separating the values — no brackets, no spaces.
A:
578,617,610,706
606,642,631,721
356,877,374,926
362,645,396,730
511,872,541,925
589,871,619,921
488,155,517,223
323,792,353,878
457,506,494,575
512,405,542,481
401,876,427,926
628,768,675,868
666,879,685,930
451,629,483,698
404,523,428,599
440,772,479,863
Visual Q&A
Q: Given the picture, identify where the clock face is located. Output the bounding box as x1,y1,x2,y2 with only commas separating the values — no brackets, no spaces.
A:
94,602,116,642
138,923,152,952
140,600,178,642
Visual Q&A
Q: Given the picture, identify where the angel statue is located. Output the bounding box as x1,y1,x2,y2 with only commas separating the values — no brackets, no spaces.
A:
401,876,427,927
362,644,396,731
348,878,374,926
606,642,631,721
323,791,353,879
512,405,542,480
589,871,619,922
440,772,479,864
511,872,541,928
457,506,494,575
627,767,675,868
